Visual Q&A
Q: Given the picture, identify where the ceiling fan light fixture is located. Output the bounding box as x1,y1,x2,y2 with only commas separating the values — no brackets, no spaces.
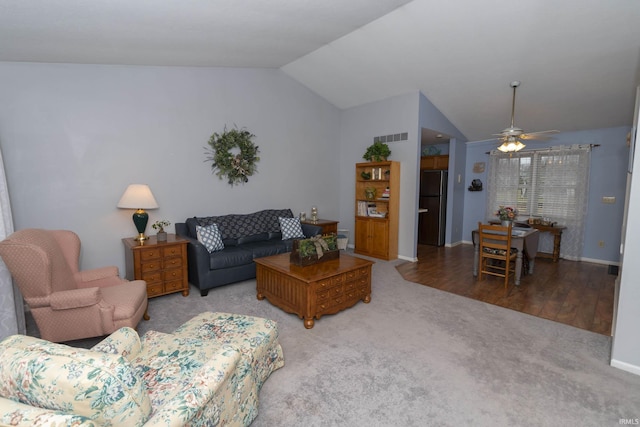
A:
497,137,525,153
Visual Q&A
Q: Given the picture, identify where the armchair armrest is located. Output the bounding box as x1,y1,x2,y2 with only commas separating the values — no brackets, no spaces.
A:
178,234,211,287
50,287,101,310
77,266,120,282
92,327,142,362
142,345,241,426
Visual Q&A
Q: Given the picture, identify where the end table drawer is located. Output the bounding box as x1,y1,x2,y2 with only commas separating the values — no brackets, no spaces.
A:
147,282,164,297
142,271,162,283
165,280,184,293
163,257,183,269
163,268,183,281
141,261,161,273
162,246,184,257
140,249,161,261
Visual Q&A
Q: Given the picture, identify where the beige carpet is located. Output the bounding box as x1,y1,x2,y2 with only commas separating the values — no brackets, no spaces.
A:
27,253,640,426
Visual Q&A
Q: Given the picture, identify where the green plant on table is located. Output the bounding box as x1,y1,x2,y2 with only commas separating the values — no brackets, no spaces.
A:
298,235,337,258
152,220,171,233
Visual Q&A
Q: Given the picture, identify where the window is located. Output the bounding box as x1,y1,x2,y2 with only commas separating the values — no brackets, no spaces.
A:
487,145,591,260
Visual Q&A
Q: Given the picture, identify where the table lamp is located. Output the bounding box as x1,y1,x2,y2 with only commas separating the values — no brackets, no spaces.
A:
117,184,159,242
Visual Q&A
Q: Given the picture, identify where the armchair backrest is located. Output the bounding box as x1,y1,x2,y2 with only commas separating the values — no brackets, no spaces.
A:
0,229,79,303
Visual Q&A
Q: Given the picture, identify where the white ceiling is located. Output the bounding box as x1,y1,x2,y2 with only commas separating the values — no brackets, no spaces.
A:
2,0,640,142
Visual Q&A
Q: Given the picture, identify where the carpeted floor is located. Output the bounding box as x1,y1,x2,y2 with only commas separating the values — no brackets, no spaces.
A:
27,253,640,426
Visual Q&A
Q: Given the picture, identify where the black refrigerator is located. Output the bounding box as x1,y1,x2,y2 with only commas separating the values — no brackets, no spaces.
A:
418,170,447,246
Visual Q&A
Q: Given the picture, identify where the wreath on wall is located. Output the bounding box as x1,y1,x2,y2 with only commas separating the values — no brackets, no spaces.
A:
205,126,260,186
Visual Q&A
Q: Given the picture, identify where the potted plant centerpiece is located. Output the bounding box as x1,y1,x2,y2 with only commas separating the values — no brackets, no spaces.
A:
152,220,171,242
290,235,339,266
496,206,517,226
363,141,391,162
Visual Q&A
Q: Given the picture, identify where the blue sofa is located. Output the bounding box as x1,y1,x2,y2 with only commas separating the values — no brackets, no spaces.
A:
176,209,321,296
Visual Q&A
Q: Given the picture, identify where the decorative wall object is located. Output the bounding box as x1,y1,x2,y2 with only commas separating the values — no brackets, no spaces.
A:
205,126,260,186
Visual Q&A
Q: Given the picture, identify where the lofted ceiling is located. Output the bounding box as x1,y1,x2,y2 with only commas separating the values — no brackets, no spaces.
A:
1,0,640,143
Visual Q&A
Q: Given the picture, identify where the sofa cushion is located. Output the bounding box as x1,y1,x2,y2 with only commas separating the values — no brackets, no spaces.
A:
197,224,225,252
237,232,270,245
242,240,290,258
279,217,305,240
0,334,151,426
209,246,254,270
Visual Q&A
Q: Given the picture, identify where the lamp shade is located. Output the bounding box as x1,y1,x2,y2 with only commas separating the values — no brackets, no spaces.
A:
117,184,159,209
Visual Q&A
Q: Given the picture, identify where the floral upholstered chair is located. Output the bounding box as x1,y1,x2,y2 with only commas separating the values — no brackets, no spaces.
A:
0,312,284,426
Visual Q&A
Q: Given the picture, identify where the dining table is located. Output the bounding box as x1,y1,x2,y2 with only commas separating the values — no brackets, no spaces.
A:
472,227,540,285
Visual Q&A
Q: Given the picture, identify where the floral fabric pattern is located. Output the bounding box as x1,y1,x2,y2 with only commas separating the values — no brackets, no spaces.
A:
91,326,142,362
0,334,151,426
0,312,284,427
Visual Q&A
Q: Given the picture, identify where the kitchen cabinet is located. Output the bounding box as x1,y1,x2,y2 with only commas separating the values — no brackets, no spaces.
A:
420,155,449,170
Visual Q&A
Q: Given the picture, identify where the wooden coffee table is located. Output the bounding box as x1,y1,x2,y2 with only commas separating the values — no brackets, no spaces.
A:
255,252,374,328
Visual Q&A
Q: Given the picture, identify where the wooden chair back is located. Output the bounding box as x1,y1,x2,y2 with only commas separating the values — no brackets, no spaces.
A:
477,221,517,289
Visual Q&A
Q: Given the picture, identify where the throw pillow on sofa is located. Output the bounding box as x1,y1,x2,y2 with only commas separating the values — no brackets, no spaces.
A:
279,217,305,240
197,224,225,252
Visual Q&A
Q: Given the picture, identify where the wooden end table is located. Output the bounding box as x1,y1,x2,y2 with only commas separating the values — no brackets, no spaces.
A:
122,234,189,299
255,252,374,328
301,219,338,235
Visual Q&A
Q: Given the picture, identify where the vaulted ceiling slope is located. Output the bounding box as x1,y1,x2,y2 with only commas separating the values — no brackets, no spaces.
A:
1,0,639,142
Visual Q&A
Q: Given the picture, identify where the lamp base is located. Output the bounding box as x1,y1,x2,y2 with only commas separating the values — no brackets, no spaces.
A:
134,233,148,243
132,209,149,243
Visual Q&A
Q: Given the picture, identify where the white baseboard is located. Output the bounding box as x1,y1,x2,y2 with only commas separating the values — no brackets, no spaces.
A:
579,257,619,266
610,359,640,376
398,254,417,262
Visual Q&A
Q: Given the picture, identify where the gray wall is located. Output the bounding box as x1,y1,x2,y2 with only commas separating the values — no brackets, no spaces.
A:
0,62,341,272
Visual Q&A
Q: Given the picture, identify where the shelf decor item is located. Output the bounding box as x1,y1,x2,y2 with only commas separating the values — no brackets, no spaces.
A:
205,125,260,186
362,141,391,162
290,235,339,266
152,220,171,242
365,187,376,200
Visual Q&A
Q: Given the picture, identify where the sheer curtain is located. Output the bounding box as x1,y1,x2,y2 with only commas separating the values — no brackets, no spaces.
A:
486,144,591,260
0,146,25,340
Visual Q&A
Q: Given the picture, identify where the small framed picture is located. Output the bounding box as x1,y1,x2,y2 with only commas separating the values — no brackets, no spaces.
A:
473,162,486,173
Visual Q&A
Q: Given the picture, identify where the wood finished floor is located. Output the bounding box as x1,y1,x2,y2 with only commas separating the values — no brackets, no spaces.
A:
395,244,616,335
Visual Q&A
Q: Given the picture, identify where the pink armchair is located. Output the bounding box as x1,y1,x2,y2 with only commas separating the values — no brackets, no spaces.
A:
0,229,148,342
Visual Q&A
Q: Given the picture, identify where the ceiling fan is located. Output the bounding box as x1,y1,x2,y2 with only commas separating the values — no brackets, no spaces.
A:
495,81,558,152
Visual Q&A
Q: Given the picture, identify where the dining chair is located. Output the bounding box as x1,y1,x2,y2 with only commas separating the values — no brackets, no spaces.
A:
477,221,518,289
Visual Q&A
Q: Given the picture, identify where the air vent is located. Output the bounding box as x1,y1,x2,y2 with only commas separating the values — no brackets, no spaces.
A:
374,132,408,143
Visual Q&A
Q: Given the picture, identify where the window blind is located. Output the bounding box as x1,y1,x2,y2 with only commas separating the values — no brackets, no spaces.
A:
487,144,591,260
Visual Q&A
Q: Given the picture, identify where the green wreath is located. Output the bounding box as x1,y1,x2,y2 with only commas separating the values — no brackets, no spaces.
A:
205,126,260,185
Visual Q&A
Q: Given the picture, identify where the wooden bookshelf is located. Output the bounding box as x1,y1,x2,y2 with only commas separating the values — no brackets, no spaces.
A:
354,161,400,260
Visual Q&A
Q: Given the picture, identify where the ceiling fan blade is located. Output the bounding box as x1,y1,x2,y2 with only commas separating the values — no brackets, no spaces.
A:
520,130,559,140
